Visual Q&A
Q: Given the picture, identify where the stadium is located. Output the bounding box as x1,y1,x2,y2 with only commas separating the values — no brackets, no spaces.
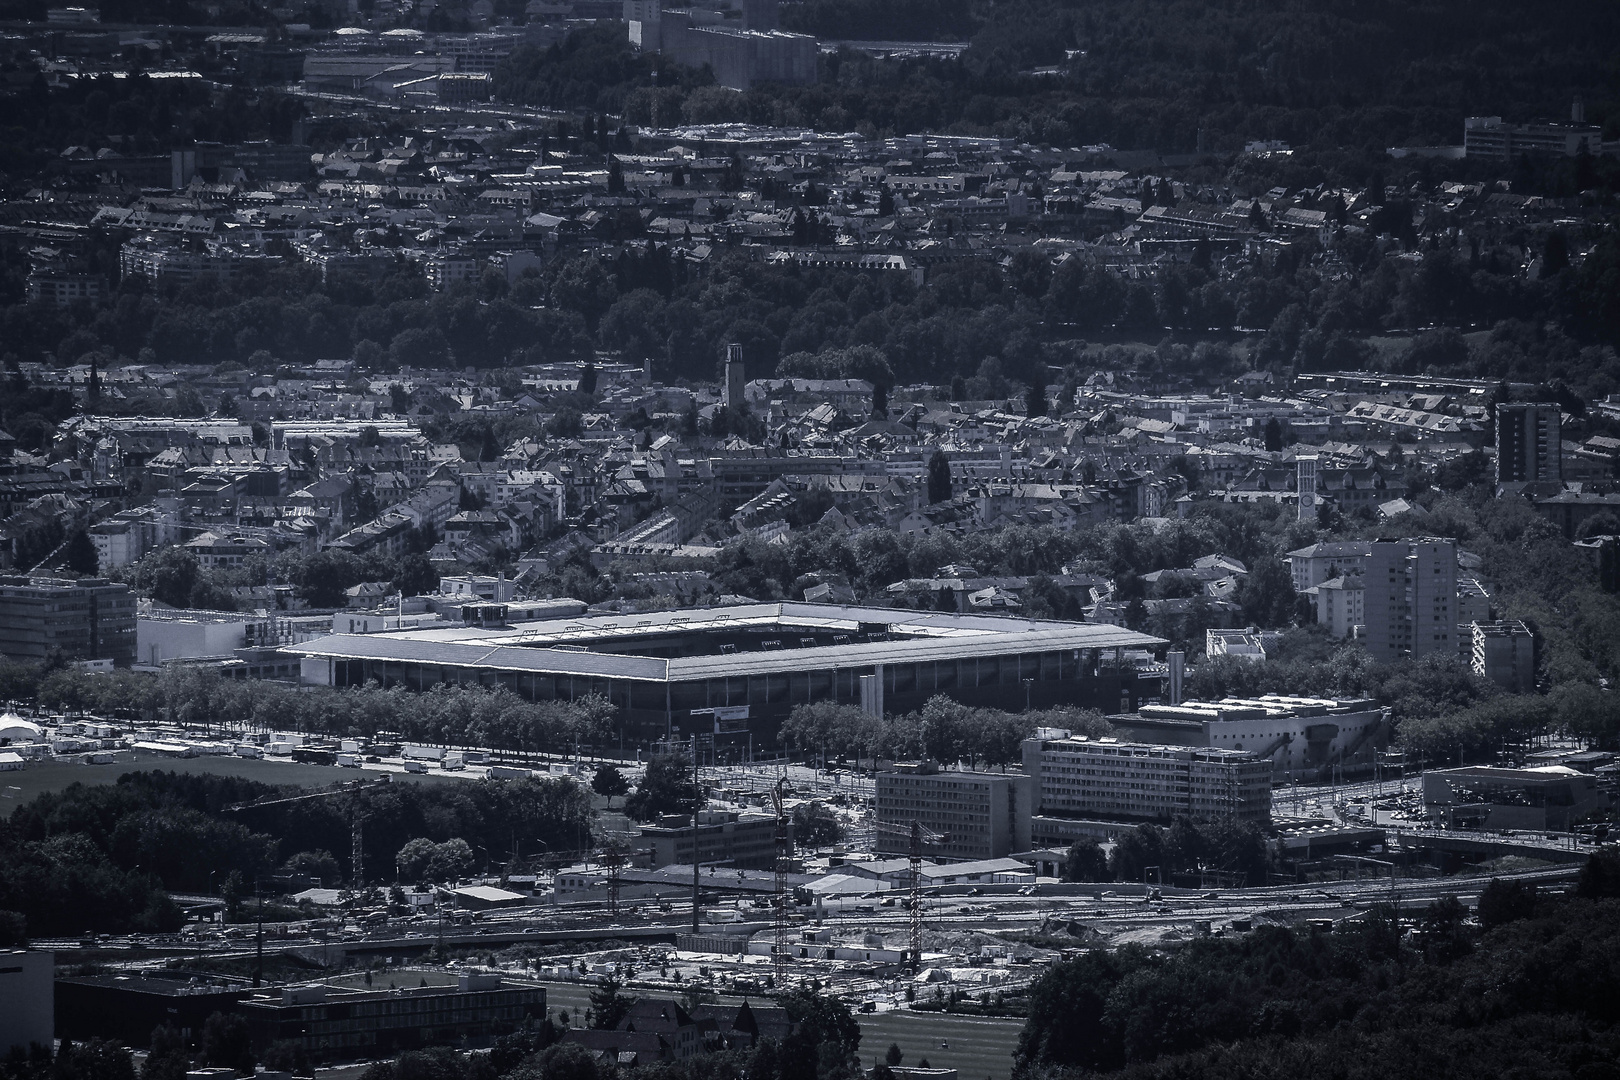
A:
286,602,1168,748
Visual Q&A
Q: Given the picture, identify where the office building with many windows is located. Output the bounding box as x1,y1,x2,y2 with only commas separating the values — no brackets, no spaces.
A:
874,763,1031,862
1021,731,1272,842
0,575,136,666
639,810,780,870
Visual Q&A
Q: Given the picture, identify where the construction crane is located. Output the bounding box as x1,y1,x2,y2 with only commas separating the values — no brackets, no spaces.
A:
226,776,391,887
769,778,792,986
225,776,391,987
873,819,949,973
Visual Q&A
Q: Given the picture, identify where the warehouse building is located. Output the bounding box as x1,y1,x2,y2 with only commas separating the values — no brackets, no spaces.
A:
286,603,1166,748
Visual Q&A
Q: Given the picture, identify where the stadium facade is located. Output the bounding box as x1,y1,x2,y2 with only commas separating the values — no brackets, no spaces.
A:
286,603,1167,748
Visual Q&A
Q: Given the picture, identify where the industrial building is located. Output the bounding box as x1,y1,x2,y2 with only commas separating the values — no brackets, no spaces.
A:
0,575,137,667
1110,695,1387,781
874,763,1031,862
285,603,1166,748
1423,765,1610,831
639,809,780,870
1021,731,1273,839
0,951,53,1058
239,975,546,1058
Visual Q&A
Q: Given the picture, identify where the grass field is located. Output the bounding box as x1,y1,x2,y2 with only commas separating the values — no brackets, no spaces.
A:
536,983,1023,1079
0,752,460,816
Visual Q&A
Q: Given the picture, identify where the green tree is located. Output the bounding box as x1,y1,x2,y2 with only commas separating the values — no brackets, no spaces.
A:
588,976,634,1029
623,755,704,822
142,1025,190,1080
1416,895,1472,963
792,801,842,848
1109,823,1166,883
1015,950,1128,1072
133,546,203,608
64,530,99,575
1476,877,1537,929
199,1011,255,1075
926,448,952,505
778,989,860,1080
1062,838,1111,882
1577,847,1620,898
590,764,630,807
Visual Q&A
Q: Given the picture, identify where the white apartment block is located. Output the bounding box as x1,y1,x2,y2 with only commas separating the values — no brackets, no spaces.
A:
1363,539,1456,662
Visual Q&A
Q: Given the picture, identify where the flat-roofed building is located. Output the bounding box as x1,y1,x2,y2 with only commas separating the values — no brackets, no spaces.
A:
1471,619,1536,693
1114,695,1387,781
285,603,1166,748
875,763,1031,862
639,809,779,870
0,575,136,667
239,975,545,1059
1464,115,1603,159
1423,765,1609,831
1496,402,1562,484
1022,731,1272,833
56,972,245,1047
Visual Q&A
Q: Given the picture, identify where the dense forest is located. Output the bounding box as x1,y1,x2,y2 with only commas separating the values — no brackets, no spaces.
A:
497,0,1620,153
8,216,1620,459
1015,860,1620,1079
0,767,594,937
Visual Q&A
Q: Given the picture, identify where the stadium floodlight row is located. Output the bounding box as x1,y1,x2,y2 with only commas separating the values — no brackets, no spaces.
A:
286,602,1168,748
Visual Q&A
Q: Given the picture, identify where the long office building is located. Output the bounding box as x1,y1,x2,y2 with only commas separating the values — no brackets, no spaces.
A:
1021,731,1272,843
286,603,1166,748
56,973,246,1047
240,975,546,1058
874,763,1031,862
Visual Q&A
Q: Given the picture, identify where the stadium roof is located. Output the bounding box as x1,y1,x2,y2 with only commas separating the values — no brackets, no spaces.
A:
286,602,1165,681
